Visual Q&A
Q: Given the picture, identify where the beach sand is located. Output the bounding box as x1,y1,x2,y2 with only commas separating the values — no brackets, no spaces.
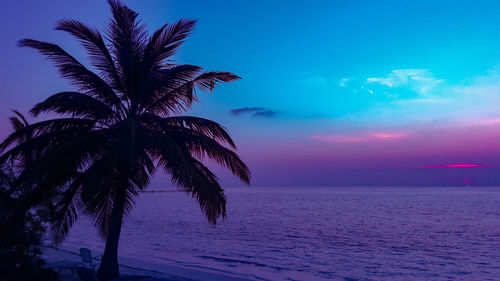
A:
43,246,253,281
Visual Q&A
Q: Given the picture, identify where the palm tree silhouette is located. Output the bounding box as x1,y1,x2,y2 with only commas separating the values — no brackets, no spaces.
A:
1,1,250,279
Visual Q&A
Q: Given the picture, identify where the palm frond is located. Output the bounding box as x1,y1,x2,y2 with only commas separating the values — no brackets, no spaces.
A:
107,0,147,101
0,118,95,151
140,113,236,148
144,71,240,115
11,110,29,127
0,163,16,188
174,130,250,184
140,114,249,183
9,129,110,193
153,137,226,223
79,153,118,237
55,20,124,92
31,91,115,121
9,117,26,133
194,71,241,92
188,159,226,224
51,178,83,242
18,39,123,109
138,64,202,109
143,19,197,70
144,80,195,115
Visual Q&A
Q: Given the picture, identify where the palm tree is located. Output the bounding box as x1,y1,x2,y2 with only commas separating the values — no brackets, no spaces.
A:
0,1,250,280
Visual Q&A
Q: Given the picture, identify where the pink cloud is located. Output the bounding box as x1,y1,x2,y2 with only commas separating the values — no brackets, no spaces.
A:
421,163,493,169
311,131,409,144
473,118,500,126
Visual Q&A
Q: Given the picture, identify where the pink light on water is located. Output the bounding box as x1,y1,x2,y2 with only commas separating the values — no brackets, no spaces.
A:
463,178,474,187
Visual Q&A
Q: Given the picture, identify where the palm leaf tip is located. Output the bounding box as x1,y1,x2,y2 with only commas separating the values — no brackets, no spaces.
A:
11,109,29,125
17,38,35,48
8,117,25,132
8,110,29,132
196,72,241,92
235,161,251,185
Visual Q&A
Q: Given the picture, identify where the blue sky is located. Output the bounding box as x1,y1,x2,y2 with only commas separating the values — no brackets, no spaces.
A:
3,0,500,186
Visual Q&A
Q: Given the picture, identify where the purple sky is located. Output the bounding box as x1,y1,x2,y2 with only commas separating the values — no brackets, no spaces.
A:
3,1,500,187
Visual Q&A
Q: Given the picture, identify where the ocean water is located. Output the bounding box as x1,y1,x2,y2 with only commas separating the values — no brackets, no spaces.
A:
61,186,500,280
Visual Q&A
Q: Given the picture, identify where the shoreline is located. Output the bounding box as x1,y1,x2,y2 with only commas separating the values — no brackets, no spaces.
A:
43,245,256,281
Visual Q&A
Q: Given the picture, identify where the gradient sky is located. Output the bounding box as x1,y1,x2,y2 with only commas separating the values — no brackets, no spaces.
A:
2,0,500,186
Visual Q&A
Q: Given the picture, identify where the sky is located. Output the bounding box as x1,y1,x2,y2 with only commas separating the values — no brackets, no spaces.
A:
2,0,500,186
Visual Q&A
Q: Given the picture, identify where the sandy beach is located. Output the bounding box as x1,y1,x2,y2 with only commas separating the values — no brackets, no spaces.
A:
43,246,253,281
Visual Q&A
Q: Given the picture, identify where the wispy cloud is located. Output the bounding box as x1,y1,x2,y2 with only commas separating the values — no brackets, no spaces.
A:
337,67,500,125
360,85,374,94
311,131,409,144
230,107,279,118
339,78,350,88
366,69,444,95
307,67,500,127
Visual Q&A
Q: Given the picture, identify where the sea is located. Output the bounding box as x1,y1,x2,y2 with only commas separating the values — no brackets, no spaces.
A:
60,186,500,280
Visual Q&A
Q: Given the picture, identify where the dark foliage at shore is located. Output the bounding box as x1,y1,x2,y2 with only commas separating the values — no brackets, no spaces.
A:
0,173,58,281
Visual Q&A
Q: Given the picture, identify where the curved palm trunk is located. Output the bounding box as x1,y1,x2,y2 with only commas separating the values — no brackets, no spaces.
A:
97,190,126,281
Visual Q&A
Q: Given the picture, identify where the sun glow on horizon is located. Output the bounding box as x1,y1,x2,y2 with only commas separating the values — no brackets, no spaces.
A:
421,164,492,169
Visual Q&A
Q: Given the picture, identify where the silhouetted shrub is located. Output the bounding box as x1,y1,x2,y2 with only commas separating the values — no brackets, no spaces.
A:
0,189,59,281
